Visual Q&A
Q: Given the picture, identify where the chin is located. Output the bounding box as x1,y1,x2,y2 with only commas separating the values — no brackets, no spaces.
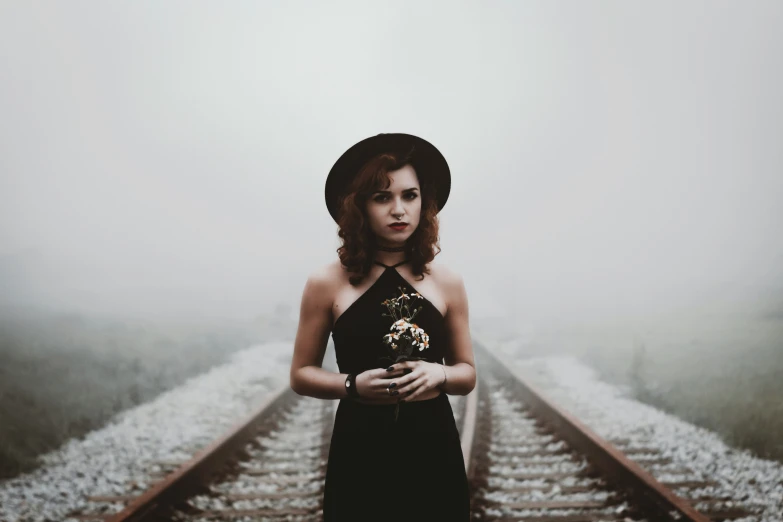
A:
383,235,408,245
379,231,411,244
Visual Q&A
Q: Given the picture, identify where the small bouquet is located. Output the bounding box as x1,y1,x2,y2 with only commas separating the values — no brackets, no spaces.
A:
379,286,431,422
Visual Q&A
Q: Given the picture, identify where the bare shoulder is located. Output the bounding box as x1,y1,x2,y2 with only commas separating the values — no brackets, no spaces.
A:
303,260,343,296
428,260,465,289
309,259,343,282
297,261,333,309
427,261,467,314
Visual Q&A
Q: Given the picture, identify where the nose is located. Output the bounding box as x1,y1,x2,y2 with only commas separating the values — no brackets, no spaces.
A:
392,196,405,217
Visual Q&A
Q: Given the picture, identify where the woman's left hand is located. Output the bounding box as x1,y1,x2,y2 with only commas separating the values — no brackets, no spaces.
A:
389,360,446,402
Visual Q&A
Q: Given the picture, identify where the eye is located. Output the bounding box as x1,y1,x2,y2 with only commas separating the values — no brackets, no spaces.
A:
373,193,418,202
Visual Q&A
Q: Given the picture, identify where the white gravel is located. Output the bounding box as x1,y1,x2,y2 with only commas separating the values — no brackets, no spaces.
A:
181,397,327,518
0,341,294,522
494,347,783,522
473,381,638,520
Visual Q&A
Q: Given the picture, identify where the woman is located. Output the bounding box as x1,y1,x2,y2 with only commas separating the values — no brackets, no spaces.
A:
290,132,475,521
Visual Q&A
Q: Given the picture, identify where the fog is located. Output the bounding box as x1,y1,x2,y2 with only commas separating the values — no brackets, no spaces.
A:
1,1,781,332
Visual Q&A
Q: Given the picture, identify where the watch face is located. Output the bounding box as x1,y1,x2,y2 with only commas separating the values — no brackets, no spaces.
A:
346,380,351,387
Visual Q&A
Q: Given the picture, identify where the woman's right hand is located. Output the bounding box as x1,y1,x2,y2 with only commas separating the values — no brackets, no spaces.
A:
354,365,411,400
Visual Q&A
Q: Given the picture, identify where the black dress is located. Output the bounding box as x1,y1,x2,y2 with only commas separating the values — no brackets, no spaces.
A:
322,259,470,522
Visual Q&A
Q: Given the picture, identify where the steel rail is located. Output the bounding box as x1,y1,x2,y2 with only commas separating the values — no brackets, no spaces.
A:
473,337,712,522
105,382,295,522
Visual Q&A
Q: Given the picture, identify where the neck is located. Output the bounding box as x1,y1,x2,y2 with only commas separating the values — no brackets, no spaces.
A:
376,243,406,252
373,241,408,267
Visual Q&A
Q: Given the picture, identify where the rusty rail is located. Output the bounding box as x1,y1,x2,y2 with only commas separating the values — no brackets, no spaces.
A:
106,382,296,522
473,338,711,522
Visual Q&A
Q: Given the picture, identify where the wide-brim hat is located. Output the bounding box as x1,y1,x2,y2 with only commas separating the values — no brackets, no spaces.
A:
325,132,451,223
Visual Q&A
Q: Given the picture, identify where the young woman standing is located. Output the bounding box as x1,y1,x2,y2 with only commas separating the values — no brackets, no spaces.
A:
290,132,475,521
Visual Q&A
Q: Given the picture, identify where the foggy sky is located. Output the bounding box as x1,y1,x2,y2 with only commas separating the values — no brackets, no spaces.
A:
1,1,781,328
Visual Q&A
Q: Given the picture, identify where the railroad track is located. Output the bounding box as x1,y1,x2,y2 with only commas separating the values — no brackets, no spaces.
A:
466,340,756,522
65,340,757,521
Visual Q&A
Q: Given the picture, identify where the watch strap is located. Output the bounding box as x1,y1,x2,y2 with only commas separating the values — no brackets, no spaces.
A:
345,373,360,399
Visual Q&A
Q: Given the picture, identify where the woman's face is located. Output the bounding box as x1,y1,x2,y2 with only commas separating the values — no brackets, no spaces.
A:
365,164,421,247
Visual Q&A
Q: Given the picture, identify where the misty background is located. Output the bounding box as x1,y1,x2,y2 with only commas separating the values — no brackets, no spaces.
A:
1,1,782,476
2,1,781,326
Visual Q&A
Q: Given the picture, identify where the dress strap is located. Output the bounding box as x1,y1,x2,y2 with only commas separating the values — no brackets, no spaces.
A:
373,259,410,269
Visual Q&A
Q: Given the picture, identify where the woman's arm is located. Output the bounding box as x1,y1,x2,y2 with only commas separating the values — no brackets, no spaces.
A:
290,267,349,399
439,268,476,396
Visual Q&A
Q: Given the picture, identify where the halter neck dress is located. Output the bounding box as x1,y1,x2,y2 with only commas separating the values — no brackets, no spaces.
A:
322,259,470,522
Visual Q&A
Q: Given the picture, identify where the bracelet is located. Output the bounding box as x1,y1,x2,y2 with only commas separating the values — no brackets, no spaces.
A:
440,365,447,386
345,373,361,399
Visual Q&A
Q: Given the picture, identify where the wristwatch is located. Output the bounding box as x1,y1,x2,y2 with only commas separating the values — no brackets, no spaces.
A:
344,373,360,399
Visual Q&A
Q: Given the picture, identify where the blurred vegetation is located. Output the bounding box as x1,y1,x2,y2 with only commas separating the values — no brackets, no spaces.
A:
619,323,783,462
0,304,297,480
477,298,783,464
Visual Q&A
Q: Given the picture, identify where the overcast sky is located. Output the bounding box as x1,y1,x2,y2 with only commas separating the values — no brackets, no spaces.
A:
1,1,781,329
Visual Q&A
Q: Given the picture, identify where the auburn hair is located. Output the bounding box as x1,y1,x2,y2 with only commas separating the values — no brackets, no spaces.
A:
335,146,442,286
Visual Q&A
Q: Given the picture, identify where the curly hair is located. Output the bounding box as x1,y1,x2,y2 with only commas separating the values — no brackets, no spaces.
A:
335,146,442,286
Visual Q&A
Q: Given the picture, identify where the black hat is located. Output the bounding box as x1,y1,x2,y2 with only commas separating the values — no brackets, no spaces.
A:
325,132,451,223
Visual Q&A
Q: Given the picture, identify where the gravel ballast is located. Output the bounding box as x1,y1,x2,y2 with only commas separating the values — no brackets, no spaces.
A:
5,338,779,521
0,341,294,522
494,345,783,522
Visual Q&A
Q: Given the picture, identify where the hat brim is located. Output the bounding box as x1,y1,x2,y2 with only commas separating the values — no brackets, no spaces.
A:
325,133,451,223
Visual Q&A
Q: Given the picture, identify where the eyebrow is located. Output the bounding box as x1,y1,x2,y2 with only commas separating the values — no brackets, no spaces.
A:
372,187,419,195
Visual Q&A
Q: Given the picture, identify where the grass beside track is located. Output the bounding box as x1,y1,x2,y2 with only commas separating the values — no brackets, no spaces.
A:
0,306,296,480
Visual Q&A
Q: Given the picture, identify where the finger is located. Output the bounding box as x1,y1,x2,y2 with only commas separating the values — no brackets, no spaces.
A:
380,369,413,386
382,364,411,376
404,387,424,402
396,376,426,395
381,387,400,398
387,367,409,378
376,371,407,386
382,376,411,395
405,361,424,373
388,370,421,391
387,361,413,375
402,380,428,401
